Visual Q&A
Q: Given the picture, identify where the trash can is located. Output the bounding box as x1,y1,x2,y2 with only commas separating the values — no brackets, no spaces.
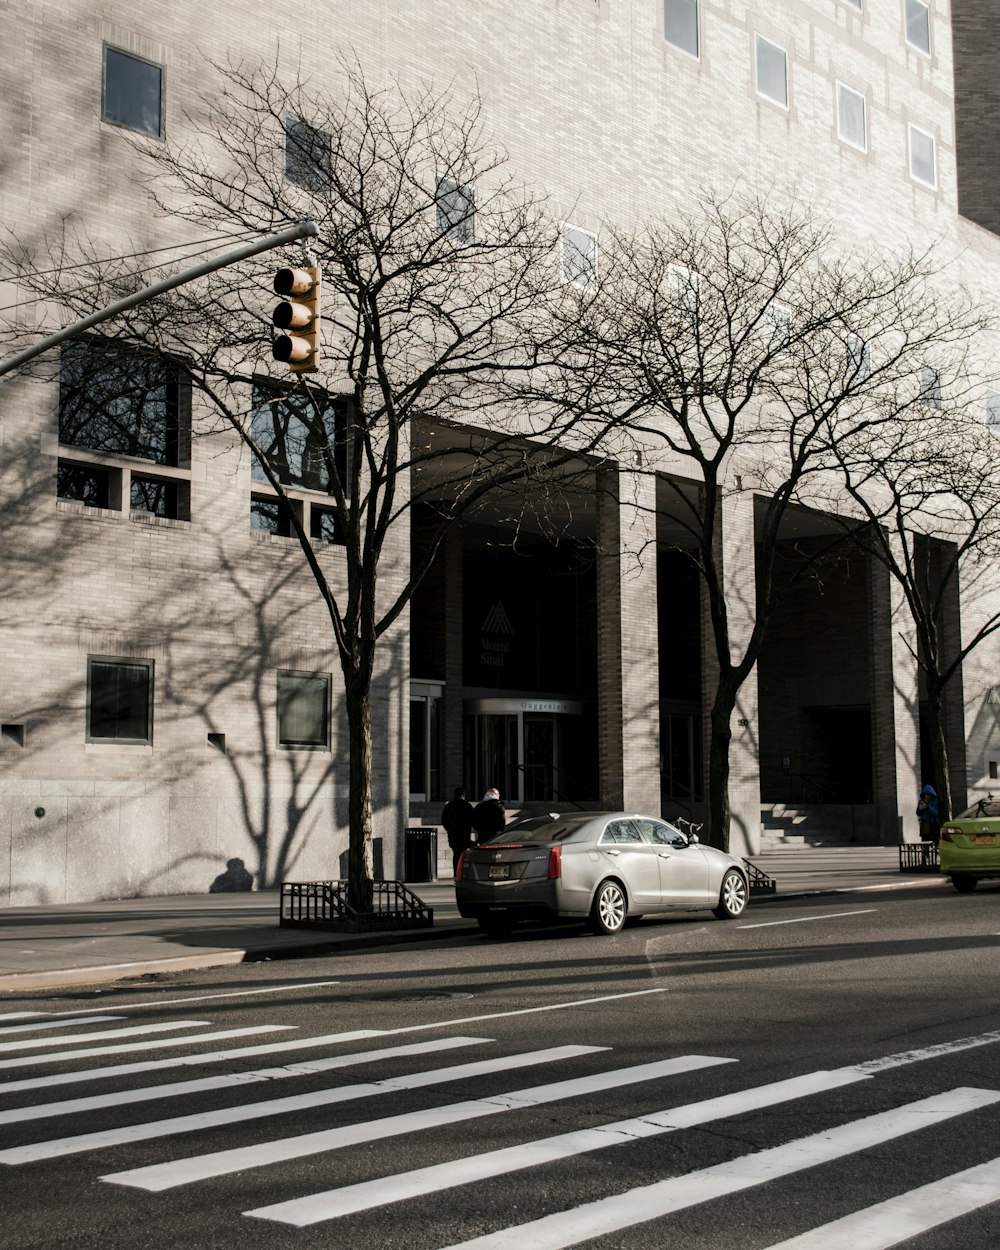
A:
404,827,437,882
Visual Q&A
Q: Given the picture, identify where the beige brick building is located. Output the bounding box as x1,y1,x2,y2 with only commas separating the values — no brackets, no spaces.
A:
1,0,999,904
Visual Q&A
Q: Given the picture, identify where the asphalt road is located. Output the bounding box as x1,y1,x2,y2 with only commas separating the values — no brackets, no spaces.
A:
2,883,999,1250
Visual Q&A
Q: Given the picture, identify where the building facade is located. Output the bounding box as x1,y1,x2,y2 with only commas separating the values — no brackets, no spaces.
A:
1,0,999,904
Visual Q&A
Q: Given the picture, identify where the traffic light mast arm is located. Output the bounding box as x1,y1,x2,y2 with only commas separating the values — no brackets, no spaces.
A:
0,220,319,380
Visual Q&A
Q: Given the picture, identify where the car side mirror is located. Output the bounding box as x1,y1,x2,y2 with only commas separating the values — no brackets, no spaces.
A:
689,833,699,845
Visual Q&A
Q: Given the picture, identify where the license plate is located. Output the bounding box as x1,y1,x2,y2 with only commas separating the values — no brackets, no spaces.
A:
974,835,997,845
488,864,511,879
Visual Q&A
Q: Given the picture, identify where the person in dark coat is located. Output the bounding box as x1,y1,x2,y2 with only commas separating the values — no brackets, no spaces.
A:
441,787,476,875
916,784,941,843
472,787,506,843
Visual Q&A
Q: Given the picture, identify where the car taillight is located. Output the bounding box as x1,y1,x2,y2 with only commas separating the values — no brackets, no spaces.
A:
941,826,960,842
455,851,466,881
547,846,562,879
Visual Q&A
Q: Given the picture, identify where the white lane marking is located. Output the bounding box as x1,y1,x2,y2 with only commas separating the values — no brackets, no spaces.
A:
433,1088,1000,1250
0,1025,294,1073
761,1155,1000,1249
0,1029,379,1093
0,989,662,1089
0,1020,210,1053
0,1013,47,1021
0,1015,124,1034
0,1037,492,1126
249,1067,864,1226
1,1045,599,1163
398,988,666,1030
102,1053,730,1192
738,909,878,930
853,1030,1000,1073
40,981,343,1014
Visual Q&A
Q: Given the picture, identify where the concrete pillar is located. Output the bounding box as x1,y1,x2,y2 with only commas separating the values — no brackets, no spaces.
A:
595,467,660,813
442,525,465,797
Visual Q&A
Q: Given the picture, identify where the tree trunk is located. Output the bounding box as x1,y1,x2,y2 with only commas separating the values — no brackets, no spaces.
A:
343,658,375,912
925,683,953,824
707,675,739,853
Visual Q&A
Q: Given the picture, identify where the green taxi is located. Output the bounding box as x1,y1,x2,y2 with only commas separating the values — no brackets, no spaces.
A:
940,797,1000,892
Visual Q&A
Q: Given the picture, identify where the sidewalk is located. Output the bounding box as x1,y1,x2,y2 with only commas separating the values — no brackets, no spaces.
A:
0,847,946,993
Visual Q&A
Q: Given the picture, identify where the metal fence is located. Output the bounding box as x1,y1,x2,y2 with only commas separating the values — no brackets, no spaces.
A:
280,879,434,931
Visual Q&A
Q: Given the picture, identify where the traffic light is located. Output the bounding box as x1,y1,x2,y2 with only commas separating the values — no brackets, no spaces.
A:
272,265,321,373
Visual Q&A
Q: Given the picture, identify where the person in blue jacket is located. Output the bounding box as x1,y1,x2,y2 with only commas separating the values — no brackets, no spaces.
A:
916,784,940,843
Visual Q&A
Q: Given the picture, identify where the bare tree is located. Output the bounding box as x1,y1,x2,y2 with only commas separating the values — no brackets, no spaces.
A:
1,58,605,910
549,192,985,850
829,411,1000,823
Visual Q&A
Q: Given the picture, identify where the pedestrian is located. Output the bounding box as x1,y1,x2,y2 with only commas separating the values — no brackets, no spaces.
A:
472,786,506,843
441,786,476,875
916,784,940,843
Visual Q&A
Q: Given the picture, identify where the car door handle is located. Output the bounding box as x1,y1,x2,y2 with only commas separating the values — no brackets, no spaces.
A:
658,852,672,859
604,849,620,857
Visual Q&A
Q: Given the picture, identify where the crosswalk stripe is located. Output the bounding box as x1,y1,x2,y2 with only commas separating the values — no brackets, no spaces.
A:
0,1029,378,1093
1,1044,591,1162
0,1025,295,1073
760,1155,1000,1249
102,1053,733,1192
0,1037,492,1127
0,1020,211,1053
432,1087,1000,1250
247,1067,868,1226
0,1016,125,1034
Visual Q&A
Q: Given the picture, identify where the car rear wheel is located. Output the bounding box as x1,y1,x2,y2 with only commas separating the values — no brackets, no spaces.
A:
713,869,749,919
952,875,978,894
589,879,627,935
478,914,514,937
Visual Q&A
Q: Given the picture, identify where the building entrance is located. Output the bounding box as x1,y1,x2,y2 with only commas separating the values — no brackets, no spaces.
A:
463,697,583,806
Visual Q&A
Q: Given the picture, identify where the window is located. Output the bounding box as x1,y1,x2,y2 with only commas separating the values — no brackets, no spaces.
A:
908,125,937,188
57,463,113,509
60,340,183,466
283,117,332,190
664,0,699,57
985,392,1000,430
669,264,700,318
310,506,341,544
87,658,153,743
843,0,862,10
562,224,597,288
905,0,931,54
103,47,162,137
847,333,871,382
920,365,942,409
251,495,298,537
837,83,867,152
250,386,347,492
756,36,788,108
436,178,475,242
277,671,330,749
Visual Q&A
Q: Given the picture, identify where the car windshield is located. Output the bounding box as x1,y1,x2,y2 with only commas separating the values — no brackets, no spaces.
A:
480,814,594,844
957,800,1000,819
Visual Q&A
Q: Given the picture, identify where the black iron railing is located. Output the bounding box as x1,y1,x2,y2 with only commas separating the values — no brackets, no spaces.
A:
280,880,434,931
898,843,941,873
742,859,777,897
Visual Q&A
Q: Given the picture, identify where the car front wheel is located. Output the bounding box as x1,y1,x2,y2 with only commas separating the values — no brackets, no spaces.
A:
713,869,748,919
589,879,627,935
952,875,978,894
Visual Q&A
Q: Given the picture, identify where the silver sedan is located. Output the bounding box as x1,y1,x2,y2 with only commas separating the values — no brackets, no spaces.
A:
455,811,749,936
